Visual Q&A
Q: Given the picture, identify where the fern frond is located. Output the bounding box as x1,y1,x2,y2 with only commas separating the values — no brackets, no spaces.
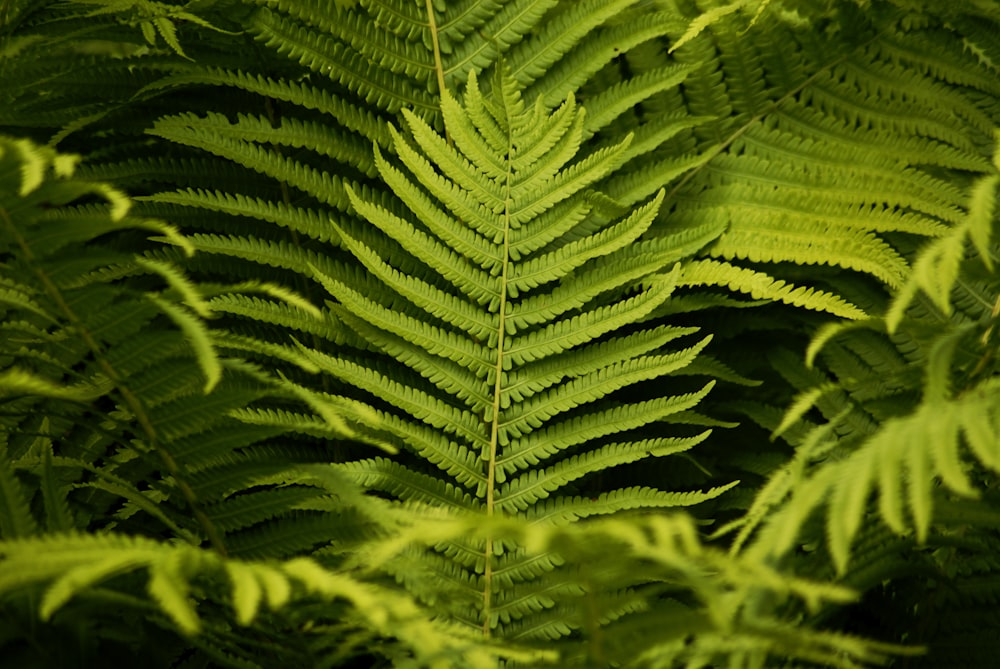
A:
10,1,997,664
249,5,437,114
285,66,731,639
139,66,393,146
496,433,713,512
751,376,1000,573
681,258,869,319
147,115,354,210
0,531,519,667
0,437,38,539
338,457,481,511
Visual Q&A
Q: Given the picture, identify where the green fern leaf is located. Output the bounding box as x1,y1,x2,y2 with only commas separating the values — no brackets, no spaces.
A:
682,258,869,319
756,376,1000,573
39,445,74,532
283,65,729,638
0,438,38,539
148,552,201,634
147,296,221,393
225,561,265,626
140,67,392,146
39,547,151,621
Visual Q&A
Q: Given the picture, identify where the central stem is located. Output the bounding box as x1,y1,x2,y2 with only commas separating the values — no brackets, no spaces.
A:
423,0,449,114
482,108,516,638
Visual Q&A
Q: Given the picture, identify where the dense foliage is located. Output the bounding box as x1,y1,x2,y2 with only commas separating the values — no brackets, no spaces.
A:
1,0,999,667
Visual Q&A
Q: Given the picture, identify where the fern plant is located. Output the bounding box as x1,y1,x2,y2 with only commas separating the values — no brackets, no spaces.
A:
0,129,528,668
2,0,1000,667
721,134,1000,667
300,62,740,641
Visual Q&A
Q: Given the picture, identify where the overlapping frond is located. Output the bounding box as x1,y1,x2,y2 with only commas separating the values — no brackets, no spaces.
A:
284,67,728,639
0,133,379,573
728,102,1000,546
0,531,517,669
632,0,998,320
